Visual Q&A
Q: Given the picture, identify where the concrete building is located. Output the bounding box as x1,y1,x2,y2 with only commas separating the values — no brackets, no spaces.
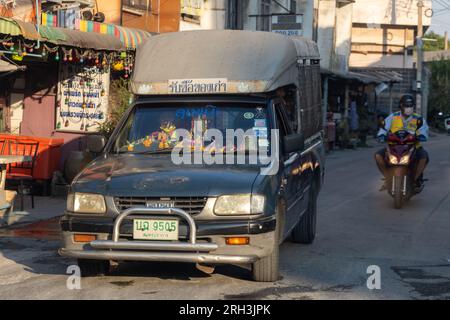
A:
316,0,353,73
178,0,353,74
179,0,314,37
350,0,432,69
350,0,432,113
121,0,180,33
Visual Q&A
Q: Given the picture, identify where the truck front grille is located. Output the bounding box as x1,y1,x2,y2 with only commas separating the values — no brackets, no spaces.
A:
114,197,208,215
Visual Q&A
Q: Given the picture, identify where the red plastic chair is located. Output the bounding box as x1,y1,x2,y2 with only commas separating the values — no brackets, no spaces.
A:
4,140,39,210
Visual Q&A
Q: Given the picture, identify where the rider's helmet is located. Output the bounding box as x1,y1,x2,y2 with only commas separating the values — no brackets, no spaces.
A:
399,94,415,116
399,94,415,109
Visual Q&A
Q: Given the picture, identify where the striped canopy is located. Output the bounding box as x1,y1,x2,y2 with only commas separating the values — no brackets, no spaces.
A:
42,13,151,49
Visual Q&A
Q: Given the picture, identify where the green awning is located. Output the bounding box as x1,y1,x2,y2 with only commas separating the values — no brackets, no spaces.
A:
39,25,66,42
0,18,22,37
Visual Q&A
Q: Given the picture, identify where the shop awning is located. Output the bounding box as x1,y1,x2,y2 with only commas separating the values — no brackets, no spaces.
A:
0,58,26,76
322,68,402,85
0,59,18,73
42,13,152,49
0,17,31,37
349,69,403,84
50,27,125,51
321,68,379,84
0,17,150,51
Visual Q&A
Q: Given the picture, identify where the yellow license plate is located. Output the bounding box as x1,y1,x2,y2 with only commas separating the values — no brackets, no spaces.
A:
133,219,179,241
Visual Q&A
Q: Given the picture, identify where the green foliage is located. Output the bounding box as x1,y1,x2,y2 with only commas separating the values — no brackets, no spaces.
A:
97,78,133,138
428,59,450,126
423,31,450,52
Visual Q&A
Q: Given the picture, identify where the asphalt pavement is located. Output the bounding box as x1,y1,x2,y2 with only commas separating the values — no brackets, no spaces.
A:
0,133,449,300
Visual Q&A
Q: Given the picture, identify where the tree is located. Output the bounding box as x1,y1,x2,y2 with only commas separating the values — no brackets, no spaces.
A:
428,59,450,126
423,32,450,52
98,78,133,138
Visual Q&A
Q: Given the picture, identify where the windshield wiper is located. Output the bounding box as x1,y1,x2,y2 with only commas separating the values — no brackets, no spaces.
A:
134,149,174,155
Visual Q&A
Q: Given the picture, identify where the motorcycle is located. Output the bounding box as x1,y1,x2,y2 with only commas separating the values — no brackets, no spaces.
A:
384,130,423,209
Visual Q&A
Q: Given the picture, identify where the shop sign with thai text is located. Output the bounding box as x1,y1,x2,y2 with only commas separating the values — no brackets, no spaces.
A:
56,64,110,133
168,78,228,94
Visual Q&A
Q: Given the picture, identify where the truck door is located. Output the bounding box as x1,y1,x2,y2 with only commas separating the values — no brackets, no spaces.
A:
274,101,307,236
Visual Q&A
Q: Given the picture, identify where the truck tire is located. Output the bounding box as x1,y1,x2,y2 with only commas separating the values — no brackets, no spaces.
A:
251,205,281,282
77,259,109,277
291,182,317,244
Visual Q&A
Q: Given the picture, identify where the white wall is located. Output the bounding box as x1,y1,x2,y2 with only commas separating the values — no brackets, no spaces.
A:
333,2,353,73
9,93,24,135
316,0,336,70
350,0,424,69
298,0,314,39
352,0,432,26
350,52,414,68
180,0,226,31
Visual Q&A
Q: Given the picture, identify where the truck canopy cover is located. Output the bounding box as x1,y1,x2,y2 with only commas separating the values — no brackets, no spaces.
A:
131,30,320,95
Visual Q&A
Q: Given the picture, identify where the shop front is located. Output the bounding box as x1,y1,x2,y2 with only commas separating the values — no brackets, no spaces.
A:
321,69,402,151
0,17,146,193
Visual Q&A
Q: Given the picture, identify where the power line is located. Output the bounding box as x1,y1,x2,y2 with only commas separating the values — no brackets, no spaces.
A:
434,0,450,11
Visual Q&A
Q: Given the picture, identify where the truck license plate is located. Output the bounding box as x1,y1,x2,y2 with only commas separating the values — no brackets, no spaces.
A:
133,219,179,241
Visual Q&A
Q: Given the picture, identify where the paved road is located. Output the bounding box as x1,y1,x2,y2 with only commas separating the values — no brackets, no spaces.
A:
1,134,449,300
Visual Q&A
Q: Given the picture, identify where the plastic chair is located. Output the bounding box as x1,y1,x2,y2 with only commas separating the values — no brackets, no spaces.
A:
5,140,39,210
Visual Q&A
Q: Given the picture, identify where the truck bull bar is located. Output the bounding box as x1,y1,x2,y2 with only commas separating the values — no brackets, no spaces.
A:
59,207,257,264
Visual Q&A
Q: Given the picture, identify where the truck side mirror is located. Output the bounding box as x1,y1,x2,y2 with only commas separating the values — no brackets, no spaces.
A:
87,135,106,153
283,133,305,154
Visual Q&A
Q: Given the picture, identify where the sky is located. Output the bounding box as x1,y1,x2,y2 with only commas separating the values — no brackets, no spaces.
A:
429,0,450,35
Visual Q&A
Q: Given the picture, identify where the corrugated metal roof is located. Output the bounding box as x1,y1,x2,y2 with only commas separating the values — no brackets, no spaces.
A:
0,18,22,37
323,68,403,84
0,17,125,51
55,27,125,50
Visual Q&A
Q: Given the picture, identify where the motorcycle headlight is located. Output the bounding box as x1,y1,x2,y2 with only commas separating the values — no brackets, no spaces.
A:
68,193,106,214
399,154,410,165
214,194,265,215
388,154,398,165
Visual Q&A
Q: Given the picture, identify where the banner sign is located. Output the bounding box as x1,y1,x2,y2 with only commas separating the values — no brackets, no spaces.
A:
271,14,303,36
168,78,228,94
56,64,110,133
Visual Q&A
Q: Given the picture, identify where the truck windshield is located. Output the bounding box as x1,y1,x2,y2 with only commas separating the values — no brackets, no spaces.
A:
112,102,271,154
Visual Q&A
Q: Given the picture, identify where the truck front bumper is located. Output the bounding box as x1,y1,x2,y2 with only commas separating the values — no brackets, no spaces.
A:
59,207,276,264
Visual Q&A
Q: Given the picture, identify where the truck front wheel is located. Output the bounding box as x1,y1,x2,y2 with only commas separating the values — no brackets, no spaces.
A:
251,205,281,282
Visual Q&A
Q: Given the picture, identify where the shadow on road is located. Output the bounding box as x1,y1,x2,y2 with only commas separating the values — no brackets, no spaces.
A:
0,218,253,282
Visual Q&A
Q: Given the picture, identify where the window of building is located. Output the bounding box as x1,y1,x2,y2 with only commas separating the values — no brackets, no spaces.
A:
258,0,271,31
122,0,151,12
227,0,243,29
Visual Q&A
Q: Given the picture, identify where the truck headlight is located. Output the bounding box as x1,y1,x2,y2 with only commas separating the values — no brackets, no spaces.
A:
214,194,265,215
68,193,106,214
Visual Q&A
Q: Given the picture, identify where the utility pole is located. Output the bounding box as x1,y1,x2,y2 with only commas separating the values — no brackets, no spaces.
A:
416,0,424,117
417,0,423,38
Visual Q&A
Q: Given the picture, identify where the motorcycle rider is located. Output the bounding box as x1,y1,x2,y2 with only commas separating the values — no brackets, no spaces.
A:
375,94,429,191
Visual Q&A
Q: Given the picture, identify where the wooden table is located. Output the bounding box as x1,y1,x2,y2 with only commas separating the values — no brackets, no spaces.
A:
0,155,31,209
